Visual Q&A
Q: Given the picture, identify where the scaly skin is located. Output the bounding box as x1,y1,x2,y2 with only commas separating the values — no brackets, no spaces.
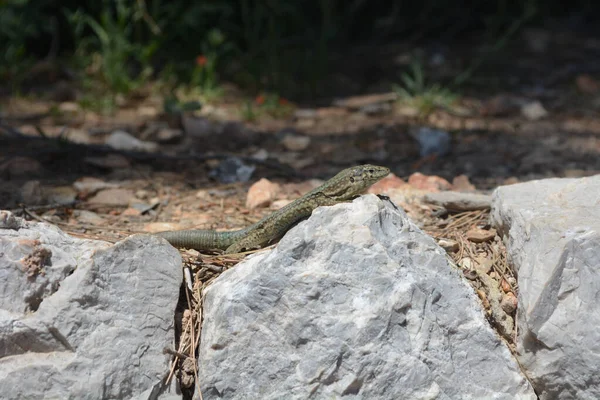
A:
156,164,390,254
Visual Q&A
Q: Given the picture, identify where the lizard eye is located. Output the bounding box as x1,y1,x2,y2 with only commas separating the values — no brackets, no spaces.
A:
350,177,355,183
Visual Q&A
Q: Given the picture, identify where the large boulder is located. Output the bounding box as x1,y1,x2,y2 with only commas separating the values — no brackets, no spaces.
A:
0,211,182,399
491,175,600,399
198,195,534,399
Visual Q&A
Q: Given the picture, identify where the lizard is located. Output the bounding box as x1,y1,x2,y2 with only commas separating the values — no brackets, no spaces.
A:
155,164,390,254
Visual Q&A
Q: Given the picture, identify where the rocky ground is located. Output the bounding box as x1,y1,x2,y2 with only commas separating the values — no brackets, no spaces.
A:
1,26,600,398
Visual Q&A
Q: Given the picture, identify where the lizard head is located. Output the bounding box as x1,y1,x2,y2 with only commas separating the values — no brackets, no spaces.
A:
323,164,390,199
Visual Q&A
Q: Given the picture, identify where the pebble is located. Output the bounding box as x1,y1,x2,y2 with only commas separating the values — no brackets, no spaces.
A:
281,134,311,151
408,172,451,192
143,222,186,233
156,128,183,143
521,101,548,121
87,188,136,206
368,174,406,194
0,157,43,178
501,292,518,314
438,238,459,252
73,177,118,195
246,178,280,209
424,192,491,212
73,210,105,225
452,175,476,192
466,227,497,243
105,130,158,152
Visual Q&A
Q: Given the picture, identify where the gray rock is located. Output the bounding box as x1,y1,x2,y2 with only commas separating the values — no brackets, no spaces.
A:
424,191,492,211
410,127,451,158
0,212,183,399
106,130,158,152
198,195,534,399
0,211,109,313
491,175,600,399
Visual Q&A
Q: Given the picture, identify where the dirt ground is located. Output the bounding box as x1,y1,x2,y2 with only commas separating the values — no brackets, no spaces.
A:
1,26,599,396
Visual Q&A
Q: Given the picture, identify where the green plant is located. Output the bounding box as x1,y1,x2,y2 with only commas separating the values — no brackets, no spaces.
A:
78,91,118,115
255,93,294,118
239,93,294,121
163,96,202,115
393,59,458,116
66,0,158,95
0,0,49,87
240,100,258,122
189,28,233,100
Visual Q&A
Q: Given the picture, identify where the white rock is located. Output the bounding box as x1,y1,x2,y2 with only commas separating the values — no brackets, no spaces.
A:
520,101,548,121
0,212,182,399
491,175,600,399
198,195,535,399
105,130,158,152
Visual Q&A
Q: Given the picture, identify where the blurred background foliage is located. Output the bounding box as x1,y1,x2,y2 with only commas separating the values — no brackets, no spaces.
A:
1,0,599,101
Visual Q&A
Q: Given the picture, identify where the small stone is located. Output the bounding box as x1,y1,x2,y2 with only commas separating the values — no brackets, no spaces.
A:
46,186,77,205
122,207,142,217
575,74,600,94
359,102,392,115
138,105,159,118
503,177,520,186
72,210,105,225
251,149,269,161
315,107,348,118
65,129,92,144
294,109,317,119
143,222,186,233
395,104,420,117
424,192,491,212
521,101,548,121
87,188,136,206
0,157,43,178
20,181,45,205
246,178,280,209
507,277,517,287
412,127,451,157
196,189,211,200
105,130,158,152
73,177,118,195
408,172,451,192
480,95,523,117
368,174,406,194
501,279,512,293
135,190,149,199
271,199,293,209
58,102,80,113
438,238,459,253
295,119,316,129
476,289,490,309
458,257,474,270
452,175,476,192
183,116,217,137
466,228,497,243
501,292,518,314
474,256,494,274
156,128,183,143
281,134,311,151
